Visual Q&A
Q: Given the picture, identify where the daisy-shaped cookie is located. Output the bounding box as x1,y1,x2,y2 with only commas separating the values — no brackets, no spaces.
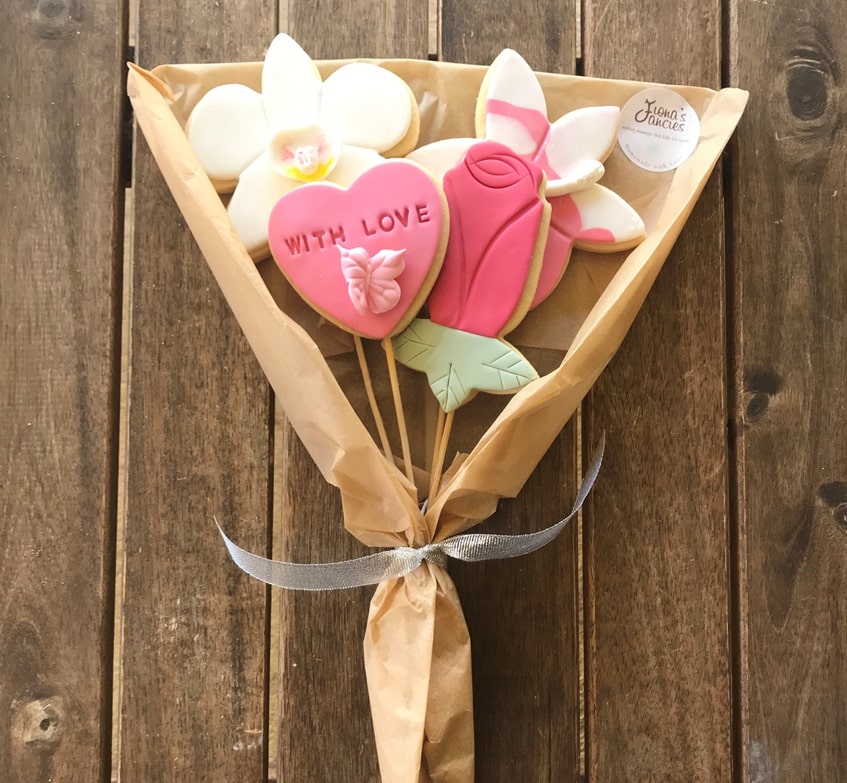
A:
187,34,420,259
408,48,645,306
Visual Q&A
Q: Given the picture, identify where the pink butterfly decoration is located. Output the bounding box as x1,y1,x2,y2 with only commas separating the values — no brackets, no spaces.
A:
339,247,406,315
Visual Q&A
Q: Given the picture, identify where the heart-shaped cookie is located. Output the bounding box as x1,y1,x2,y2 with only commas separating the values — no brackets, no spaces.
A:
268,161,448,339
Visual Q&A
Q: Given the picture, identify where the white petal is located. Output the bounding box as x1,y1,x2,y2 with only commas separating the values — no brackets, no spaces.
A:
545,106,621,173
546,160,605,197
326,145,385,185
569,184,645,244
228,152,299,258
321,63,415,153
405,138,478,180
481,49,548,156
186,84,268,186
262,34,322,130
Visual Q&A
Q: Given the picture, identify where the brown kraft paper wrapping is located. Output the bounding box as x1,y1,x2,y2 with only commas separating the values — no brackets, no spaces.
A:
127,58,747,782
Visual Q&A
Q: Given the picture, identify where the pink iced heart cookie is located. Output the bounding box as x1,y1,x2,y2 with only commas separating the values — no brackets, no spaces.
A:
268,161,448,339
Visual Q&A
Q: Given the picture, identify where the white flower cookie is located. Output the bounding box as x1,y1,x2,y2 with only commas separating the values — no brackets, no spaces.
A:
187,34,420,259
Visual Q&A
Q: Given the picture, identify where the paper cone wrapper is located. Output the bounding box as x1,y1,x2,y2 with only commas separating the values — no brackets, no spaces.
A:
128,57,747,783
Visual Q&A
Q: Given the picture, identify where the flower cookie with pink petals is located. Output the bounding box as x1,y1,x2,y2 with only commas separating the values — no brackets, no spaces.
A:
408,48,645,308
187,34,420,259
393,142,549,412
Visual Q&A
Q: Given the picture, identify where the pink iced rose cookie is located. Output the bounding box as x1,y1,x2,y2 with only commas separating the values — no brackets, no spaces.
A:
186,34,420,259
407,48,645,307
267,160,448,340
393,142,549,412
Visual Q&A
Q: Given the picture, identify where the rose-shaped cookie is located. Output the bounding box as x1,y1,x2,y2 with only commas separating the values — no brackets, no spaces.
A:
394,142,549,412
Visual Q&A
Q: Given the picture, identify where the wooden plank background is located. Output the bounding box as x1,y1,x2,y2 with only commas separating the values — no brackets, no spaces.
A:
119,4,276,782
1,1,845,782
731,2,847,780
1,2,126,781
582,1,733,781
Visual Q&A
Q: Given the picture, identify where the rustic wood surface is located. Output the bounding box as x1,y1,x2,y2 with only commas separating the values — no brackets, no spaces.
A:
582,0,733,781
1,0,846,782
731,2,847,781
118,4,276,782
0,2,126,781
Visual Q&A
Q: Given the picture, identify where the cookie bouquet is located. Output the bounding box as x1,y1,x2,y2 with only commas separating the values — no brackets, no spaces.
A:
128,35,747,782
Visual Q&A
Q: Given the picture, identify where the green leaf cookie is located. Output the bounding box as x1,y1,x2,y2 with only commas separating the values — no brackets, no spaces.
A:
392,319,538,412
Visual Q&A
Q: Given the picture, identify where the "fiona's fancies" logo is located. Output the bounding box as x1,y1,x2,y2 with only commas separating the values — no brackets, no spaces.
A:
618,87,701,172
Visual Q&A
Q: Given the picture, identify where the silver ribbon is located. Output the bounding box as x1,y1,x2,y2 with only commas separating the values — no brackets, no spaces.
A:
219,435,604,591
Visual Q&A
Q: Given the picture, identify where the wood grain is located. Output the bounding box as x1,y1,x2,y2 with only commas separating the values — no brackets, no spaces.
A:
451,423,580,781
439,5,583,780
0,1,126,780
582,1,732,781
441,0,575,71
275,4,430,780
730,1,847,779
287,0,429,60
119,10,276,782
276,431,381,782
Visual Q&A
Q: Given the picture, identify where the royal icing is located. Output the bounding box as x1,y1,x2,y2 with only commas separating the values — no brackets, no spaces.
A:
267,161,447,340
186,34,419,258
187,84,269,184
392,320,538,413
427,141,548,338
227,144,382,259
484,100,613,197
553,186,645,245
406,138,478,180
529,182,646,306
535,185,647,304
261,33,322,129
392,142,548,412
269,123,340,183
480,48,646,305
320,63,415,153
479,49,618,196
408,48,646,308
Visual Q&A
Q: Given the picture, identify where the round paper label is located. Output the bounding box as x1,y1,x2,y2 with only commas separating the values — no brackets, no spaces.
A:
617,87,700,172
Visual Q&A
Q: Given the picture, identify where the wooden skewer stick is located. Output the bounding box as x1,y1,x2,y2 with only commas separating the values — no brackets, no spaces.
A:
354,335,393,462
430,405,445,475
428,406,446,501
382,338,415,485
428,409,454,502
